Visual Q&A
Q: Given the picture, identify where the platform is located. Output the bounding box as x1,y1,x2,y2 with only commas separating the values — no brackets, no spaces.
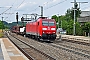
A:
0,38,29,60
0,40,4,60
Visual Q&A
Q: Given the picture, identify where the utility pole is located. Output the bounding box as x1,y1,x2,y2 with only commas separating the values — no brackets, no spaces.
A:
71,0,88,36
39,6,43,17
73,8,76,36
71,0,76,36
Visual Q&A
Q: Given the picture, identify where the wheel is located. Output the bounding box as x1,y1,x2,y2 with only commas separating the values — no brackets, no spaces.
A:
36,36,40,41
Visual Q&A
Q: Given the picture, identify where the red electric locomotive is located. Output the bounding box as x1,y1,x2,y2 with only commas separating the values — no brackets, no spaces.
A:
26,17,56,41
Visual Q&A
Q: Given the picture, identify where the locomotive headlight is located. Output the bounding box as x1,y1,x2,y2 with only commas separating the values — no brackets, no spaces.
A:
43,32,45,33
53,32,55,33
51,28,55,30
42,28,47,30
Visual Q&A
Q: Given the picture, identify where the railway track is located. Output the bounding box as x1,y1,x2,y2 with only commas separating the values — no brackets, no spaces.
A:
47,43,90,59
5,32,55,60
61,39,90,46
61,35,90,46
5,31,90,60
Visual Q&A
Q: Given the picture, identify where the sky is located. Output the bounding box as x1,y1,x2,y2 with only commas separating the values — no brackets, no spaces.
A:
0,0,90,23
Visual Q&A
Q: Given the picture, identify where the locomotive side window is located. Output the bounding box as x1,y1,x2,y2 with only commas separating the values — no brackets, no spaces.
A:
42,21,48,26
49,22,54,26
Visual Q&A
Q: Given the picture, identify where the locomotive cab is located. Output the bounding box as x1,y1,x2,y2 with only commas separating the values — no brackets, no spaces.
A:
37,18,57,41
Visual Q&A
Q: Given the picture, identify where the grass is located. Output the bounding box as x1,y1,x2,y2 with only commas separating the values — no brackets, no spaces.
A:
0,30,3,38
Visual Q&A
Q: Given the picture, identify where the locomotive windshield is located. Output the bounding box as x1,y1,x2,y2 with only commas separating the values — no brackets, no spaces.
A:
49,22,54,26
42,21,48,26
42,21,55,26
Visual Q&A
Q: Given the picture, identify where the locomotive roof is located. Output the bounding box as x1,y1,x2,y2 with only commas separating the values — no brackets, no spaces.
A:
39,17,47,19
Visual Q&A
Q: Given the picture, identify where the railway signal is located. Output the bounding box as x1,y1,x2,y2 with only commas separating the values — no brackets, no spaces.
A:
16,12,18,26
21,17,24,26
71,0,88,36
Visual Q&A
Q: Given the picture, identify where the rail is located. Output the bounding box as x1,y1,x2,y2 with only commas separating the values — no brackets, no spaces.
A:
60,35,90,44
5,32,56,60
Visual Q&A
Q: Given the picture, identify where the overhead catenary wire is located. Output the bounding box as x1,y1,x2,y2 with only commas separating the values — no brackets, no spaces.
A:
44,0,68,17
0,7,12,15
2,0,26,22
82,3,90,10
15,0,26,11
27,0,51,13
28,7,39,13
3,0,90,23
27,0,67,14
14,0,26,21
81,5,90,10
79,0,90,10
0,0,17,23
0,0,17,15
45,0,67,10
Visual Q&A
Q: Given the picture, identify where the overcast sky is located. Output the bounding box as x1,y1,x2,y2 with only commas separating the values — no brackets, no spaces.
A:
0,0,90,23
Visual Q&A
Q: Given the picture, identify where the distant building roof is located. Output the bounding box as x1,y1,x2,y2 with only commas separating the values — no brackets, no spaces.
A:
77,16,90,22
80,11,90,17
77,11,90,23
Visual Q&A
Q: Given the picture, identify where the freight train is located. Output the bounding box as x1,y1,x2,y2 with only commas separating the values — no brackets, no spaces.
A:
11,26,25,35
11,17,57,41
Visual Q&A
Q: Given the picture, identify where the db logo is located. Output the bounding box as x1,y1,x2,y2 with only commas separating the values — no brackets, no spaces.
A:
48,27,50,30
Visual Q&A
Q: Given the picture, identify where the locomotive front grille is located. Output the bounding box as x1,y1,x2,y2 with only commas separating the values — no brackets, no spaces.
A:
42,34,56,39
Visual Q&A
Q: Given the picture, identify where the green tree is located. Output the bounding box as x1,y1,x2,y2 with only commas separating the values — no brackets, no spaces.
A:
76,22,83,35
66,20,73,35
0,20,3,29
51,3,82,35
65,3,81,35
83,22,90,36
65,9,72,21
52,15,58,22
52,15,59,29
59,15,68,30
